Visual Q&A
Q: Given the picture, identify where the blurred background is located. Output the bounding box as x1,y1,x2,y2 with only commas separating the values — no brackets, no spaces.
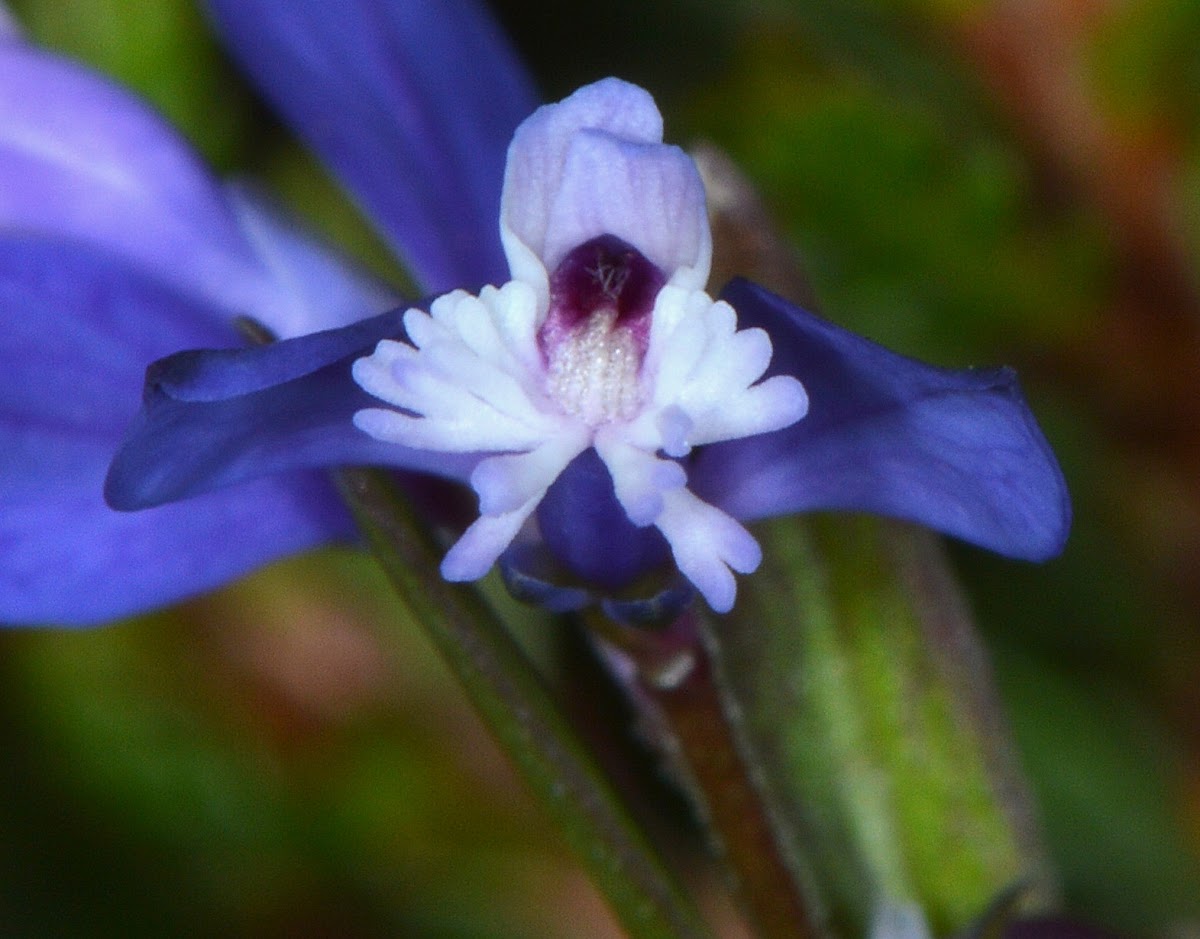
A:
2,0,1199,935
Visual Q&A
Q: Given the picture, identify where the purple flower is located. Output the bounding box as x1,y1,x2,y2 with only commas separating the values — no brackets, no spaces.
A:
0,0,534,624
1,1,1069,625
350,80,808,611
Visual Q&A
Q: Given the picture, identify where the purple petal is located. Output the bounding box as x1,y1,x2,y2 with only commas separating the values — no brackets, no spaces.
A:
0,44,269,319
5,466,351,626
205,0,538,293
691,279,1071,561
535,449,671,589
599,583,694,629
0,42,391,340
0,237,229,441
498,543,593,613
105,309,480,512
0,237,348,625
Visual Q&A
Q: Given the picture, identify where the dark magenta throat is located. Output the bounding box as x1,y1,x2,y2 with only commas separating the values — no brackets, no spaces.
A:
539,234,665,352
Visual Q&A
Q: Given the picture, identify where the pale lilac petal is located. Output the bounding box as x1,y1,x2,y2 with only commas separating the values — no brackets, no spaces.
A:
224,182,399,337
500,78,665,294
542,130,710,288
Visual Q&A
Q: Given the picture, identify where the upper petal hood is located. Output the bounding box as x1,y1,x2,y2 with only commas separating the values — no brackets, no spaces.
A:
500,78,711,303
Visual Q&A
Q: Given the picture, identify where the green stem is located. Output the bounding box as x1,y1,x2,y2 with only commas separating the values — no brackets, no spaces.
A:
589,609,819,939
335,468,712,939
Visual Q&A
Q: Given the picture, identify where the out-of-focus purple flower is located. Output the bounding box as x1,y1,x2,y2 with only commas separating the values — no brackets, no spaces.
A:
105,66,1070,614
0,0,535,624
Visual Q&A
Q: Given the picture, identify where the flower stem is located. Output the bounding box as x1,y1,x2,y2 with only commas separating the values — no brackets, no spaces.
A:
336,468,712,939
589,609,818,939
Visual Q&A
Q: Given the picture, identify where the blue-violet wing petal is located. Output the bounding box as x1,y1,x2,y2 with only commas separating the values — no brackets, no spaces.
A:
691,279,1071,561
5,468,351,627
106,309,481,511
205,0,538,293
0,237,348,625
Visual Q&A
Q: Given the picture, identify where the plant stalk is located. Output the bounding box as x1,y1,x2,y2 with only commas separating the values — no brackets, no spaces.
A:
337,468,712,939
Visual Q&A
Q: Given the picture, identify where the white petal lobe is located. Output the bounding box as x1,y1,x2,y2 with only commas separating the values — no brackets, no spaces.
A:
595,431,686,526
654,488,763,613
471,429,590,516
441,499,542,581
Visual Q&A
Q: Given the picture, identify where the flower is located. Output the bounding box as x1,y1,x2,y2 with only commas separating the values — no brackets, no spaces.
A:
0,0,1070,625
106,77,1070,616
351,80,809,611
0,0,535,624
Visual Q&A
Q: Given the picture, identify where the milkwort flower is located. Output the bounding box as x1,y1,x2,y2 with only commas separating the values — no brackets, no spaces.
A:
2,0,1069,625
350,80,809,611
106,71,1071,616
346,77,1071,613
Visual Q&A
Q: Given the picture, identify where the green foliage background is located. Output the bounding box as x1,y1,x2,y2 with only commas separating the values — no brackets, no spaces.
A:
3,0,1199,935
